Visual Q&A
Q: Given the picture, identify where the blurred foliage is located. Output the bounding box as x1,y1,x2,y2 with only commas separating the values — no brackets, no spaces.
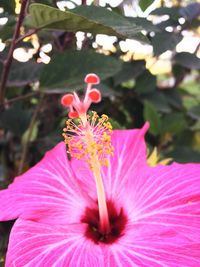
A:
0,0,200,262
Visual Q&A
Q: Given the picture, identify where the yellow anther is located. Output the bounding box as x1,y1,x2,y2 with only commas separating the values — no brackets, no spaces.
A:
62,112,113,167
102,132,111,143
101,114,108,120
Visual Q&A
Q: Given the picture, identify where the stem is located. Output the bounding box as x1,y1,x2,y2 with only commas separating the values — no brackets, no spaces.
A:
0,0,29,105
194,41,200,55
18,95,44,175
16,28,39,44
5,92,39,105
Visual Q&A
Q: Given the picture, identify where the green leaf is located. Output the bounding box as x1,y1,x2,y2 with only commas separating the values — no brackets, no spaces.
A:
0,104,31,136
113,61,145,86
36,131,61,155
174,52,200,69
150,7,180,18
0,22,15,42
22,121,39,144
32,0,54,6
135,70,156,94
95,83,120,97
182,95,199,110
0,0,15,14
157,19,179,31
152,32,182,56
163,90,183,110
40,50,123,89
180,80,200,101
127,17,160,32
0,60,43,88
191,121,200,131
107,118,125,130
161,113,187,135
26,4,148,43
139,0,154,11
143,100,161,135
144,91,171,113
167,147,200,163
189,19,200,29
188,105,200,120
73,5,147,41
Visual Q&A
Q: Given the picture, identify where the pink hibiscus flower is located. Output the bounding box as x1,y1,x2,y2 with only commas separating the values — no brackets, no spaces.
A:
0,74,200,266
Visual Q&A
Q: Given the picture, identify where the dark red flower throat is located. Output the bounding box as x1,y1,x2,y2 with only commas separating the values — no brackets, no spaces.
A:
81,200,127,244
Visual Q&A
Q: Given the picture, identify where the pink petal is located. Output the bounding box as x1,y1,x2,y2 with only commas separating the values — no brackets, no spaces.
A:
2,121,200,266
131,163,200,221
6,219,105,267
5,161,200,266
0,142,94,224
71,122,150,201
109,163,200,266
0,124,149,224
103,122,149,196
107,222,200,267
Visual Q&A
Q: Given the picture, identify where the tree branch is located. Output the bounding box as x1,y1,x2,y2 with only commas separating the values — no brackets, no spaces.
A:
16,28,39,44
4,92,39,105
0,0,29,105
194,41,200,55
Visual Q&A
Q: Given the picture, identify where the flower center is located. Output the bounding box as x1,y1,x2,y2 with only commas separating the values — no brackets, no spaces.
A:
81,200,128,244
61,74,114,235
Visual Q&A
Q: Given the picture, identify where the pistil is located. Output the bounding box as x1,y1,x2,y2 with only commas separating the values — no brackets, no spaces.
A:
84,125,110,234
61,74,113,235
